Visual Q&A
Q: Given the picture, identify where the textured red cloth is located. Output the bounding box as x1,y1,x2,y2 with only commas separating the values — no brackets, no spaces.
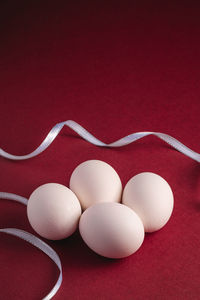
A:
0,1,200,299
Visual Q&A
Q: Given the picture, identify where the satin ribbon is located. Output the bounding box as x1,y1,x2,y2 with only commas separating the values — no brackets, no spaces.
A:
0,120,199,162
0,192,62,300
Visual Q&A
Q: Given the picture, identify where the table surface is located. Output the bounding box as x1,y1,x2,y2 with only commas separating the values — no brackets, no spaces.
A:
0,1,200,299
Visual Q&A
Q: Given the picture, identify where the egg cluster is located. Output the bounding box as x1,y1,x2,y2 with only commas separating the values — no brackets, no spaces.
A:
27,160,174,259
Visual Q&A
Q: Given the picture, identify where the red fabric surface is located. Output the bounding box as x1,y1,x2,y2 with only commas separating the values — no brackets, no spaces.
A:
0,1,200,299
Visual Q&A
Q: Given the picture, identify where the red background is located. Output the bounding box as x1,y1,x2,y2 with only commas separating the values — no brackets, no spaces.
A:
0,1,200,299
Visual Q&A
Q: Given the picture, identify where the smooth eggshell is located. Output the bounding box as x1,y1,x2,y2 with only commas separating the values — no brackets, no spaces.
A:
122,172,174,232
27,183,81,240
79,202,144,258
69,160,122,210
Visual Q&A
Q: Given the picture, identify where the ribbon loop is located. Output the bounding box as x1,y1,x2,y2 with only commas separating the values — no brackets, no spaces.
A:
0,193,62,300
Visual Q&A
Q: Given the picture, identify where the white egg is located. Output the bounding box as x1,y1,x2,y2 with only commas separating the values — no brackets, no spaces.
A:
79,202,144,258
122,172,174,232
69,160,122,210
27,183,81,240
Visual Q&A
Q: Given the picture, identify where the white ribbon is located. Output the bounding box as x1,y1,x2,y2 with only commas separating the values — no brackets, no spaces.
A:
0,192,62,300
0,120,199,162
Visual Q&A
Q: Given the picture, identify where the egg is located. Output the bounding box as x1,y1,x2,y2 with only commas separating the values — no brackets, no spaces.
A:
79,202,144,258
122,172,174,232
69,160,122,210
27,183,81,240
